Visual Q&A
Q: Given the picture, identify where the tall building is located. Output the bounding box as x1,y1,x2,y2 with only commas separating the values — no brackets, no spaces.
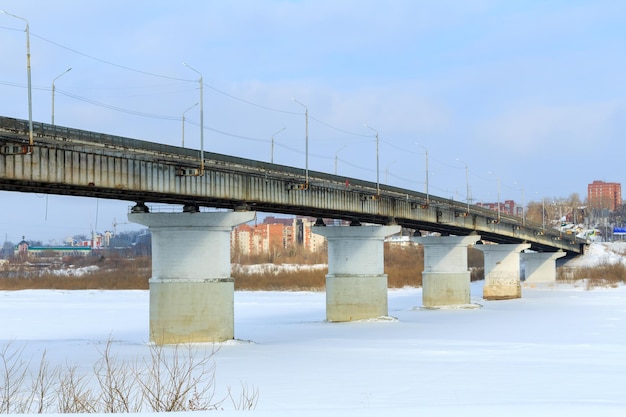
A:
231,216,325,255
588,180,622,211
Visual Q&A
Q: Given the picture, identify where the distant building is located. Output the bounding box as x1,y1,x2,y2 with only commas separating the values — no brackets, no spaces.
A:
231,216,326,255
588,180,622,211
476,200,522,217
14,238,92,258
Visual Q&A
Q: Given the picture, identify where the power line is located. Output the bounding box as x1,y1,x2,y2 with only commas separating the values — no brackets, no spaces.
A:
309,114,370,137
31,32,191,83
31,31,299,116
57,90,180,121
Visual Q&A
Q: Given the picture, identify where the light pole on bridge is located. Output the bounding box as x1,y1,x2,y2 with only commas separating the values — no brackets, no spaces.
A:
514,182,525,226
416,143,429,205
291,98,309,188
488,171,501,222
270,127,286,164
364,124,380,196
51,67,71,126
334,145,347,175
456,158,470,214
1,10,33,148
181,102,198,148
183,62,204,174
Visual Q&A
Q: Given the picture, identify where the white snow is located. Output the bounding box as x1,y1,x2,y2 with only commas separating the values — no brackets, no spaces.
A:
50,265,101,276
1,243,625,416
232,263,327,275
565,242,626,267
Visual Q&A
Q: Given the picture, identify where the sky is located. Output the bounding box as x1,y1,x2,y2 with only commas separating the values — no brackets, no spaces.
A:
1,244,626,415
1,0,625,243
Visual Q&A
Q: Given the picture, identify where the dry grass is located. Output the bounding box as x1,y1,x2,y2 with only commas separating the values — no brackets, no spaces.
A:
558,262,626,289
384,244,423,288
0,257,150,291
233,268,326,291
0,245,489,291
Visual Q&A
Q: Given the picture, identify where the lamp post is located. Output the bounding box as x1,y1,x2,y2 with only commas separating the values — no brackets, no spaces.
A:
384,161,397,185
183,62,204,173
181,102,198,148
496,176,501,221
518,184,525,226
487,171,501,221
291,98,309,187
2,10,33,147
270,127,286,164
456,158,470,213
334,145,347,175
416,143,429,205
51,67,71,126
364,124,380,196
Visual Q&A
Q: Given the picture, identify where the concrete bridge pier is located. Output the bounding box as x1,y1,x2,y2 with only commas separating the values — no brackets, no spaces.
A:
413,235,481,308
128,209,255,344
522,251,567,285
477,243,531,300
313,222,401,322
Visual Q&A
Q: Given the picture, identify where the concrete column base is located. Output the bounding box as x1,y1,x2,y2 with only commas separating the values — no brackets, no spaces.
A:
483,280,522,300
422,272,471,307
326,274,388,322
478,243,530,300
150,279,234,344
129,210,255,344
313,224,400,322
414,235,481,308
522,251,567,286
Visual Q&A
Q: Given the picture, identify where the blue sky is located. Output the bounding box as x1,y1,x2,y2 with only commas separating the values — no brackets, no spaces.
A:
1,0,625,243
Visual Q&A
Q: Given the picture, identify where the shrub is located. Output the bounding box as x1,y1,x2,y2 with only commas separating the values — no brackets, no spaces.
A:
557,262,626,289
0,257,150,290
0,340,258,413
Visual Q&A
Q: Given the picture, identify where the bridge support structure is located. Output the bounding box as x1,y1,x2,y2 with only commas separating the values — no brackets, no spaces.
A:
413,235,481,308
477,243,531,300
522,251,566,286
128,209,255,344
312,222,401,322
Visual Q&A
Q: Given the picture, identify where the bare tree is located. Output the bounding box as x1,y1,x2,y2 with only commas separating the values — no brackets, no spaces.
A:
134,343,222,412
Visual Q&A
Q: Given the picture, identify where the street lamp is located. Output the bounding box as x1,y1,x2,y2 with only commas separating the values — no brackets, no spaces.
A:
291,98,309,187
364,124,380,196
51,67,71,126
2,10,33,147
334,145,347,175
416,143,429,205
488,171,501,221
271,127,286,164
181,102,198,148
183,62,204,173
456,158,470,213
456,158,470,215
384,160,397,185
514,182,525,226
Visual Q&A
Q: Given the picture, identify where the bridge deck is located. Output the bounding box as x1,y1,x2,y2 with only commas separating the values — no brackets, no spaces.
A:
0,116,586,254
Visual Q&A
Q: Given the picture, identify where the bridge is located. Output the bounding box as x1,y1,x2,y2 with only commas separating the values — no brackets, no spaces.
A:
0,116,585,253
1,116,587,343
